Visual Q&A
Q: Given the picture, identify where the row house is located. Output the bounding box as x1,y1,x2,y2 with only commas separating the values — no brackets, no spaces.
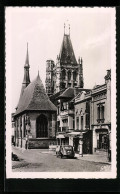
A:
74,70,111,154
50,87,90,149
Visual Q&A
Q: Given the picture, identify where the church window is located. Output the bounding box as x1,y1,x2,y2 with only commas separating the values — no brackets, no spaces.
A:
68,71,71,80
62,70,66,80
61,83,66,89
74,83,77,87
73,71,77,81
23,116,26,137
36,114,48,138
68,83,71,87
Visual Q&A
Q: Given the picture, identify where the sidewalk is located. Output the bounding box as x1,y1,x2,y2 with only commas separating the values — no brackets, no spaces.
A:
75,151,111,165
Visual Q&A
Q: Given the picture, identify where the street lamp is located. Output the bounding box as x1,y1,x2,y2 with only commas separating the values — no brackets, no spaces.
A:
79,132,83,157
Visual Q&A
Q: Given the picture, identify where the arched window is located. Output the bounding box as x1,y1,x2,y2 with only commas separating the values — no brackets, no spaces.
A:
62,70,66,80
36,114,48,138
68,71,71,81
73,71,77,81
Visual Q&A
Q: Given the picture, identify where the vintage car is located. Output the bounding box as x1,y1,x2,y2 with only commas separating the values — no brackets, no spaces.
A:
56,145,75,158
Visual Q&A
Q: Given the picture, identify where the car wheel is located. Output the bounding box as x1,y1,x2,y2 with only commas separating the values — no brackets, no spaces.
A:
61,154,63,158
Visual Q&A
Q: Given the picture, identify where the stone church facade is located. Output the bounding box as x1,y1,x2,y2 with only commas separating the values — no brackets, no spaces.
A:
12,44,57,149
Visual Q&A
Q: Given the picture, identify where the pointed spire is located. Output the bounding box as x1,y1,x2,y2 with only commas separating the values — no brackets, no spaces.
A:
22,43,30,85
25,42,29,67
78,57,80,64
69,24,70,36
81,57,83,64
64,23,65,35
64,20,70,35
37,67,40,79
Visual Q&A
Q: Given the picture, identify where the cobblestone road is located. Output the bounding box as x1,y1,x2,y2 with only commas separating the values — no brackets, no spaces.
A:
12,147,111,172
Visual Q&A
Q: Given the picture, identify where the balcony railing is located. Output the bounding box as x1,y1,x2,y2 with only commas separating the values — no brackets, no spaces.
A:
60,109,74,116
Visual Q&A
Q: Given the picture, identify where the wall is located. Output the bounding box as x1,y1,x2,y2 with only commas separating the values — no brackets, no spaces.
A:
75,101,86,130
14,111,56,149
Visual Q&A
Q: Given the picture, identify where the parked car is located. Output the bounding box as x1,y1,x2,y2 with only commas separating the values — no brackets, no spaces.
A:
56,145,75,158
12,152,19,161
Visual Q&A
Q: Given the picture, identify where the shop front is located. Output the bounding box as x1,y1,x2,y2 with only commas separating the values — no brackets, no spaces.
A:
66,130,92,155
95,128,109,151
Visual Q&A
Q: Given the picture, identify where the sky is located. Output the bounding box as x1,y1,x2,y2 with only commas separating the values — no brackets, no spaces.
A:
5,7,115,113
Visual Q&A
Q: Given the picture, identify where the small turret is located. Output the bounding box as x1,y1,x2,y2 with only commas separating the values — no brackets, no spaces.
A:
78,57,84,88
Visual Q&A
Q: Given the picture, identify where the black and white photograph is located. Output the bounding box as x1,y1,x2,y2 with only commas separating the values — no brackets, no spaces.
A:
5,7,116,179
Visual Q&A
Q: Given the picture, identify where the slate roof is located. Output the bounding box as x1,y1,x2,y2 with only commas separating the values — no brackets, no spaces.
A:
59,34,77,64
57,87,91,100
15,73,57,116
58,87,75,99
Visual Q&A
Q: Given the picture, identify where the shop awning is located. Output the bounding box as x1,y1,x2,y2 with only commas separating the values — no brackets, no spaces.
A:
65,130,88,137
56,134,65,139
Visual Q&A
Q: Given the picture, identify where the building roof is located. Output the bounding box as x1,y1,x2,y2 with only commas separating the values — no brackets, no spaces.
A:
56,87,91,100
58,87,75,99
15,73,57,116
59,34,77,64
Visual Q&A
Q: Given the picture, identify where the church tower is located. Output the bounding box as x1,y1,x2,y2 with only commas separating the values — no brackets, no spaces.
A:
46,23,84,95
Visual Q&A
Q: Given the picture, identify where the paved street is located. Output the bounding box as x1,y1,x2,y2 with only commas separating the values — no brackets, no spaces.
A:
12,147,111,172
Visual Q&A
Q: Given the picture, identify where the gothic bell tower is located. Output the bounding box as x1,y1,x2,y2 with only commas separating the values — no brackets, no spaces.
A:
45,23,84,96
